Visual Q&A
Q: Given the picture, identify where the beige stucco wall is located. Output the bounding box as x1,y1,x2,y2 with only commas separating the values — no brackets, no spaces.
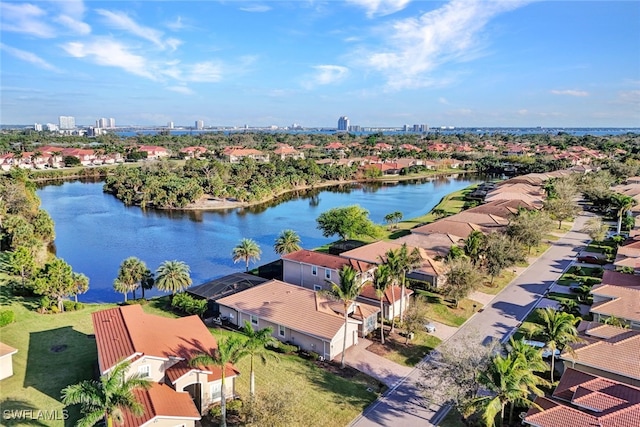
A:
282,259,335,290
140,417,197,427
0,354,14,380
127,357,167,383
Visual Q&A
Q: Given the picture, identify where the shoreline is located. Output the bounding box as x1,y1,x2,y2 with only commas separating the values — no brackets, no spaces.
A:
181,169,474,211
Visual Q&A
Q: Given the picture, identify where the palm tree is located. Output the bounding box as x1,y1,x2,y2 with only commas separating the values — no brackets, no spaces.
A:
474,353,547,426
464,230,485,265
273,229,302,255
389,244,422,323
114,257,150,301
610,193,636,234
155,260,192,296
372,264,391,345
381,249,400,332
61,360,151,427
232,238,262,272
240,320,279,398
325,265,364,368
190,336,244,427
535,307,581,382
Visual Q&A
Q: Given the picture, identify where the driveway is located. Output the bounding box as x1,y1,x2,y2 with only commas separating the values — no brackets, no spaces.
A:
428,321,458,342
351,214,592,427
342,338,413,388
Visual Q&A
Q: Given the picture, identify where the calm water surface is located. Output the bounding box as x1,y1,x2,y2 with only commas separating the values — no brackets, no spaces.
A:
37,175,481,302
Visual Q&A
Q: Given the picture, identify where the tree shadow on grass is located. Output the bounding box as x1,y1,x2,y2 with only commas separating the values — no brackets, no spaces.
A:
24,326,97,425
0,398,49,426
0,278,40,311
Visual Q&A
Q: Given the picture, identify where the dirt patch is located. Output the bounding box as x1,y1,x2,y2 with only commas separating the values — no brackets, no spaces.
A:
50,344,68,353
365,331,410,358
314,360,361,380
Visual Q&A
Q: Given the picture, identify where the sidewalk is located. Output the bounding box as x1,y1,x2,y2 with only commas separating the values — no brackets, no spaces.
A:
341,338,413,388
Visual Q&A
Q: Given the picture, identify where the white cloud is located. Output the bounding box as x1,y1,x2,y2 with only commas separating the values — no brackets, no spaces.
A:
54,0,86,18
304,65,350,88
96,9,166,49
240,4,272,13
348,0,411,18
167,85,194,95
188,62,223,83
0,3,56,38
166,16,186,31
55,15,91,35
0,43,60,71
361,0,532,90
551,89,589,97
615,90,640,105
61,39,158,80
438,97,449,105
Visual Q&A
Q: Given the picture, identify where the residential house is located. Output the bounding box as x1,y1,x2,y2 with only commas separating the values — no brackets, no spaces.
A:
614,239,640,271
560,321,640,387
411,219,484,241
180,146,208,159
92,305,239,422
465,199,539,219
357,283,413,321
0,342,18,380
222,146,270,163
187,272,270,315
395,232,464,260
374,142,393,152
273,144,304,160
281,249,375,291
439,211,510,232
523,367,640,427
399,143,422,152
217,280,379,361
61,148,97,166
589,270,640,330
138,145,170,159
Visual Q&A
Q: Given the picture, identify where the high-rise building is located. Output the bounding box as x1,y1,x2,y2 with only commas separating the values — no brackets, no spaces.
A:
195,120,204,130
59,115,76,130
34,123,43,131
108,118,115,128
337,116,349,131
168,121,174,129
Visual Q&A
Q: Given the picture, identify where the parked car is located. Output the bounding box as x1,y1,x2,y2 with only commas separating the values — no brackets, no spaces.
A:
424,322,437,333
522,339,560,358
577,255,608,265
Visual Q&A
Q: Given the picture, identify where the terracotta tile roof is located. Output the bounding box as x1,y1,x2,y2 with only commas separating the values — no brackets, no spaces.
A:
466,199,539,217
282,249,373,273
121,383,201,427
340,241,444,276
396,232,463,259
0,342,18,357
590,284,640,323
601,270,640,288
562,321,640,382
223,147,264,156
524,368,640,427
165,360,240,385
617,240,640,258
351,302,381,321
217,280,357,341
443,211,509,229
179,146,207,154
92,305,221,374
359,283,413,304
411,219,484,239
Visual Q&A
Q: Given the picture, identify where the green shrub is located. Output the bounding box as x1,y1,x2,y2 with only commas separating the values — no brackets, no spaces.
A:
63,301,77,311
0,309,15,327
39,296,51,309
226,399,243,415
209,404,222,418
50,305,60,314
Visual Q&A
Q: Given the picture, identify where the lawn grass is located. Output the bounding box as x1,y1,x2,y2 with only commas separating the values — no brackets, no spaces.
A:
416,290,479,327
439,408,466,427
209,329,379,426
547,292,580,302
0,281,377,427
478,271,516,295
369,331,441,367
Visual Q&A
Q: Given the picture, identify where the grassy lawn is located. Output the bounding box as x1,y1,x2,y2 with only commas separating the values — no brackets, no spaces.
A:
416,290,479,327
439,408,466,427
366,330,441,367
547,291,580,302
209,329,379,426
478,271,516,295
0,282,377,427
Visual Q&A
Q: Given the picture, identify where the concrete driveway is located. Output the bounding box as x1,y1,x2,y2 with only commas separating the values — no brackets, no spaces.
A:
342,338,413,388
428,321,458,342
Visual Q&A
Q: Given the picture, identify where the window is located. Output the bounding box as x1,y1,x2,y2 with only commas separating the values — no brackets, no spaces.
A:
311,266,317,276
279,325,285,337
210,382,222,401
138,365,150,378
313,285,322,292
325,269,331,280
250,315,258,326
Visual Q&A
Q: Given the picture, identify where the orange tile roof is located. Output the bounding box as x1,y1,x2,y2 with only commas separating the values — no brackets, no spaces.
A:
282,249,373,273
466,199,538,217
341,241,445,277
216,280,356,341
411,219,484,239
92,305,221,374
165,360,240,385
121,383,201,427
590,285,640,323
359,283,412,304
601,270,640,288
396,232,462,259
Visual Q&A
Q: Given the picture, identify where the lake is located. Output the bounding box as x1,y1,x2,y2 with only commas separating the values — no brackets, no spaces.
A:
37,175,482,302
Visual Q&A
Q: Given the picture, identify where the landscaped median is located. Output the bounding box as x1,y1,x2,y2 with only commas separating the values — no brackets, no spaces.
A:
0,286,379,427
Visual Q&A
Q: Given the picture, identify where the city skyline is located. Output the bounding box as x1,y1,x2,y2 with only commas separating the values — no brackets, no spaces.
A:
1,1,639,128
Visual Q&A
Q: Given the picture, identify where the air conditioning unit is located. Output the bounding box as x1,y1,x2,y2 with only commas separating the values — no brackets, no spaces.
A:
318,356,325,362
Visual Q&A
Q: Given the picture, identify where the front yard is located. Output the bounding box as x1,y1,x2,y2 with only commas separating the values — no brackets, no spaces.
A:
416,290,480,327
365,329,441,367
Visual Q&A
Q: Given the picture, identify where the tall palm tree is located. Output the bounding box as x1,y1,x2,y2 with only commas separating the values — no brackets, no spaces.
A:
464,230,485,265
325,265,364,368
474,353,547,427
535,307,581,382
190,336,244,427
610,193,636,234
232,238,262,272
273,229,302,255
61,360,151,427
381,249,400,332
386,244,422,324
372,264,391,345
155,260,192,296
240,320,279,398
114,257,150,301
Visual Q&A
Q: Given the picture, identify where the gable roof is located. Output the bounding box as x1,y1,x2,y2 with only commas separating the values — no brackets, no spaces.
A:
282,249,373,272
395,232,463,259
121,383,201,427
359,283,412,304
590,284,640,323
562,321,640,382
216,280,357,341
0,342,17,358
188,272,269,300
524,368,640,427
465,199,539,218
92,305,220,374
411,219,483,239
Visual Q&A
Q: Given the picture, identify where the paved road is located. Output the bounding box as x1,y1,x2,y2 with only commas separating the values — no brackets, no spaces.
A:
351,214,592,427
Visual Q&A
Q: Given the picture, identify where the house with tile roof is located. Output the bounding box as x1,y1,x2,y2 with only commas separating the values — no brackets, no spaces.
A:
179,146,208,159
395,232,464,260
222,146,269,163
523,367,640,427
217,280,378,361
561,321,640,387
0,342,18,380
273,144,304,160
92,305,239,424
138,145,170,159
411,219,484,241
590,270,640,330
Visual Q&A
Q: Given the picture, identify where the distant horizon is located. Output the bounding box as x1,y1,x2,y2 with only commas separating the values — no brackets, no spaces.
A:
1,1,638,127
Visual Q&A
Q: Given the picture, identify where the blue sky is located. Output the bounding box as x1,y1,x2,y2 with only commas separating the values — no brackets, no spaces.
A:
1,0,639,128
